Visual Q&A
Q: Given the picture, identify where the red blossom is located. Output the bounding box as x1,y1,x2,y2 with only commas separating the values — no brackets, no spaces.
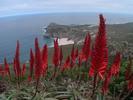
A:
62,56,70,72
70,46,79,67
14,40,21,77
53,38,59,67
102,68,112,94
79,33,91,63
34,38,43,79
102,52,122,94
22,63,26,77
71,45,76,67
4,58,11,79
42,44,48,76
110,52,122,77
89,14,108,79
29,48,34,77
13,58,17,77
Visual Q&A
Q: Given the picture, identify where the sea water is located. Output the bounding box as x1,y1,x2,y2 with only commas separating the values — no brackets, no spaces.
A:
0,12,133,63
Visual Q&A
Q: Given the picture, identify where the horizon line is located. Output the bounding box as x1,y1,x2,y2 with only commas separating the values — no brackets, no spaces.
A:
0,11,133,18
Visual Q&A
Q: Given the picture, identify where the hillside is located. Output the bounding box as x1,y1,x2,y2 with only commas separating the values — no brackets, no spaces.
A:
46,22,133,43
45,22,133,57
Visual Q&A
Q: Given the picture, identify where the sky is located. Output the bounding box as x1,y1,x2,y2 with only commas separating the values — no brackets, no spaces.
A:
0,0,132,17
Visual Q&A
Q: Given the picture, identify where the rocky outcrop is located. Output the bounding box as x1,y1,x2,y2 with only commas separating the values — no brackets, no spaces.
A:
46,23,96,42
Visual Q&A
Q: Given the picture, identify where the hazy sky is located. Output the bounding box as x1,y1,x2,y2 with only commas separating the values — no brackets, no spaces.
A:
0,0,132,17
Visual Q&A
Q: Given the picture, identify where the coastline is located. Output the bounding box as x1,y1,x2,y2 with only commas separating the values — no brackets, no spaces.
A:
57,38,74,46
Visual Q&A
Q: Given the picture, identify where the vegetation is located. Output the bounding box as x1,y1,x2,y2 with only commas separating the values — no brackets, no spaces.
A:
0,14,133,100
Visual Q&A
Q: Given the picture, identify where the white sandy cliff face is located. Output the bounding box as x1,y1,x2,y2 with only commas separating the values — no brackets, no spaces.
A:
57,38,74,46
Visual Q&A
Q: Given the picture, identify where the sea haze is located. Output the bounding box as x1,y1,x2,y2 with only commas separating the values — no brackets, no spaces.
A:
0,12,133,63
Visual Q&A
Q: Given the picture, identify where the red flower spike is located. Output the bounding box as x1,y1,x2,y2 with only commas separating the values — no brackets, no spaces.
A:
53,38,59,67
79,33,91,63
29,48,34,77
62,56,70,72
83,33,91,61
110,52,122,77
4,58,11,79
79,51,86,62
71,45,76,67
14,40,21,77
102,53,121,94
102,68,112,94
42,44,48,76
13,58,17,77
34,38,43,79
89,14,108,79
22,63,26,77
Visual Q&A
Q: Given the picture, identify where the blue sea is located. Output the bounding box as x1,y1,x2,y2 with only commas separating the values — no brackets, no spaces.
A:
0,12,133,63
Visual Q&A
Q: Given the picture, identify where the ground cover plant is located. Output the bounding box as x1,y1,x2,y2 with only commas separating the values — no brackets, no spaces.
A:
0,14,132,100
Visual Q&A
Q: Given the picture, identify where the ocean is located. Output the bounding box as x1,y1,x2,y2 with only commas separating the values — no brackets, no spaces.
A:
0,12,133,63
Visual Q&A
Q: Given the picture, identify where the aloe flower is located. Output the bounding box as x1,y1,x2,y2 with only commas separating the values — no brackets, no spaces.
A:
34,38,43,79
51,38,60,79
13,58,17,77
62,56,70,72
14,40,21,78
71,45,76,67
110,52,122,77
102,68,112,94
4,58,11,80
22,63,26,77
88,14,108,97
31,37,46,99
89,14,108,79
102,52,122,94
29,48,34,77
79,33,91,63
53,38,59,67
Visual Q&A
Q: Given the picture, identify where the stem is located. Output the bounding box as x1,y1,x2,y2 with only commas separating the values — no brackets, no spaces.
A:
113,86,116,100
118,83,126,100
121,90,133,100
85,60,88,68
50,66,57,80
31,78,39,100
91,73,97,99
17,75,20,89
81,61,88,81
